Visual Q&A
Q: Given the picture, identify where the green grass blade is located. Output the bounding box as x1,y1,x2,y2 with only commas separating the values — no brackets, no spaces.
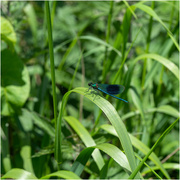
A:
142,163,180,176
133,3,179,51
58,20,90,70
134,53,179,80
128,118,179,179
58,36,79,70
79,36,122,57
129,134,170,179
130,87,148,146
40,170,81,179
68,52,83,91
2,168,38,179
113,26,142,84
70,143,131,177
31,111,55,138
45,1,58,122
95,143,131,172
100,124,171,179
70,148,94,176
130,88,145,124
155,105,180,118
141,1,155,90
135,153,162,179
122,105,180,121
123,0,137,19
103,1,114,79
59,87,141,179
64,116,105,170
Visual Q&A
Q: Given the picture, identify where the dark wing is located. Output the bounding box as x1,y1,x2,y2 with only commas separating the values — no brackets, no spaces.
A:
97,84,125,95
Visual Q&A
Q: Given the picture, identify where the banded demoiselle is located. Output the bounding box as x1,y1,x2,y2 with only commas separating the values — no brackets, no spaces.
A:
88,82,128,103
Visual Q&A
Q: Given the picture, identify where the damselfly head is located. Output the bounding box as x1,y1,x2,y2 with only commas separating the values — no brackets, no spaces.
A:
88,82,93,86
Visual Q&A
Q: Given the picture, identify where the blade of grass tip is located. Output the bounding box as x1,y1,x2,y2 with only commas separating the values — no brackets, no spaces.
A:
122,0,137,19
51,1,57,28
45,1,58,165
128,118,179,179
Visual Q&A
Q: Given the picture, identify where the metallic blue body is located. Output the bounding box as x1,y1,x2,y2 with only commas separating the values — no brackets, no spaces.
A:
88,82,128,103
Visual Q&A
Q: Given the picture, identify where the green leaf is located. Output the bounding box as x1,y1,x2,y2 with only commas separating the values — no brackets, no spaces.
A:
2,168,38,179
57,87,141,179
1,16,16,47
100,124,171,179
40,170,81,179
134,54,179,80
1,49,30,116
64,116,105,170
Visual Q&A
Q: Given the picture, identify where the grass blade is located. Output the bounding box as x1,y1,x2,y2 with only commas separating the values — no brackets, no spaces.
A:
58,87,141,178
133,2,179,51
128,117,179,179
100,124,171,179
40,170,81,179
79,36,122,57
134,53,179,80
64,116,105,170
2,168,38,179
70,143,131,176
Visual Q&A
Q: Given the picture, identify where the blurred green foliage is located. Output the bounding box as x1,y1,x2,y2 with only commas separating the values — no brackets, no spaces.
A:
1,1,179,179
